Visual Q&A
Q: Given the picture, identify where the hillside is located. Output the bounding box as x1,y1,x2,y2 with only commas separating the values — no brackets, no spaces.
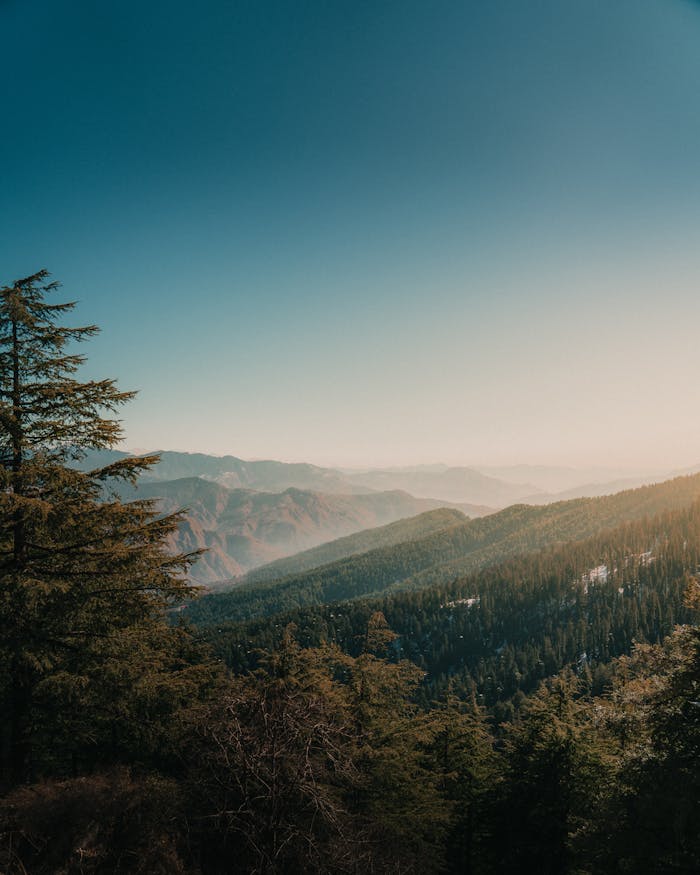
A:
186,472,700,621
207,496,700,714
80,449,536,507
241,507,468,585
116,477,469,584
82,449,371,494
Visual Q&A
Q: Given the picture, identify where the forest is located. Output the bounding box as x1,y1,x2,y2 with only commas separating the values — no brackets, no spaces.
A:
1,273,698,874
186,472,700,626
203,503,700,716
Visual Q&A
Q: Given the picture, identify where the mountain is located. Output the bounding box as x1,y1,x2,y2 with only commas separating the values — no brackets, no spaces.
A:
241,507,468,585
81,449,372,494
207,497,700,714
82,449,700,510
80,449,535,507
520,475,670,504
185,472,700,623
343,466,542,506
116,477,478,585
474,464,667,494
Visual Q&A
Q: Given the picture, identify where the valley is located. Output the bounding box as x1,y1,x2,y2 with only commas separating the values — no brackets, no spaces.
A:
84,449,683,587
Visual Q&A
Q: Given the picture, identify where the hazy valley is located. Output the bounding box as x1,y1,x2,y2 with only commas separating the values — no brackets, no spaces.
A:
114,475,478,584
187,470,700,624
82,449,683,587
6,3,700,872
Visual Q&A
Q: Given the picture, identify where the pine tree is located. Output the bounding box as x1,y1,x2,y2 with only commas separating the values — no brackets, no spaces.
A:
423,693,496,875
599,579,700,872
489,671,611,875
0,270,200,785
343,613,453,873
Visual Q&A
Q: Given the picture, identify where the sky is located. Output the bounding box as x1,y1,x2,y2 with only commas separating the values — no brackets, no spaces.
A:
3,0,700,470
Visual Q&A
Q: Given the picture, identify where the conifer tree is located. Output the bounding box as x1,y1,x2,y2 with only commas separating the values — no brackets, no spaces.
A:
423,693,496,875
599,580,700,872
188,632,362,874
489,671,611,875
0,270,200,785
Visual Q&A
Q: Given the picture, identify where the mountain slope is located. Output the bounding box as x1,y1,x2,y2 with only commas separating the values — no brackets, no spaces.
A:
116,477,471,584
80,449,535,507
185,472,700,622
207,498,700,713
241,507,468,585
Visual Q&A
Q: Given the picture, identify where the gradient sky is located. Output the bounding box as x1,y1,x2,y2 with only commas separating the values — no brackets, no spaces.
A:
3,0,700,469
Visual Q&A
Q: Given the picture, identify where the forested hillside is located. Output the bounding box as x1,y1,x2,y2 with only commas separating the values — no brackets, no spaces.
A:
204,498,700,718
241,507,468,584
3,275,699,874
186,472,700,622
113,476,467,584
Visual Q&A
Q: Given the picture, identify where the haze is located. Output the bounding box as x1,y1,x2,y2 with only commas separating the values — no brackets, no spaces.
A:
3,1,700,471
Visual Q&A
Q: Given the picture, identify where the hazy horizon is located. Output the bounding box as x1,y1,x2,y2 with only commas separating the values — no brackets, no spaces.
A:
4,1,700,472
121,444,693,478
117,437,700,473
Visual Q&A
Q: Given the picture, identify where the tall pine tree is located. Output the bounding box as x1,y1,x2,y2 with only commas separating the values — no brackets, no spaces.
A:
0,270,201,785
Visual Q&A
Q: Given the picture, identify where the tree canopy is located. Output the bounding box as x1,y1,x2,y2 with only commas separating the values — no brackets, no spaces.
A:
0,270,203,785
1,270,699,873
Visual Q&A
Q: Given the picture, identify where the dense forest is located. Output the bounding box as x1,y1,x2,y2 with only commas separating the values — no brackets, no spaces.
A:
240,507,469,585
186,473,700,626
1,274,698,874
203,501,700,714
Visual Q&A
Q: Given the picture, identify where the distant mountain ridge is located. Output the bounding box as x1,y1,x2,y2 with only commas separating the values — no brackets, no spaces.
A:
341,466,541,506
79,449,547,506
241,507,468,585
520,475,669,504
474,464,668,493
80,449,689,509
186,472,700,623
113,476,479,584
82,449,371,494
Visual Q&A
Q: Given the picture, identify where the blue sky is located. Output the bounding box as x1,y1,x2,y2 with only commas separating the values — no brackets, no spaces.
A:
3,0,700,468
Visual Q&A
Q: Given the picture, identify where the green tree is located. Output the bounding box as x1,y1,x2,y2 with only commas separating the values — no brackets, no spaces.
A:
343,613,452,873
422,694,496,875
0,270,201,785
597,579,700,873
489,671,612,875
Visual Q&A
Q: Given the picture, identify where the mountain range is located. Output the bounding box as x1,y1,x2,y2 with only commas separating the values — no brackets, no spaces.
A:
186,472,700,624
113,476,481,584
88,449,683,503
80,449,694,586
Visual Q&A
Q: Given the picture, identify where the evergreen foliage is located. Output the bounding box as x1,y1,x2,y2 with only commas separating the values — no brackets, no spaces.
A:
203,501,700,717
0,271,204,785
588,582,700,873
489,672,611,874
188,472,700,626
2,270,699,873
